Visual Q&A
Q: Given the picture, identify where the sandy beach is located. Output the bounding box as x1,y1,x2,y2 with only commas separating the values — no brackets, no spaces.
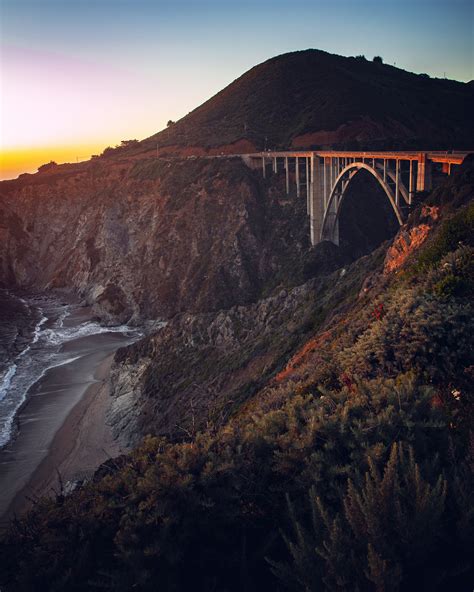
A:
0,330,136,523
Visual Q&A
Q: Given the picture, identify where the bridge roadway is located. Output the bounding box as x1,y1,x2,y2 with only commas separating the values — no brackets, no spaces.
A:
240,150,472,245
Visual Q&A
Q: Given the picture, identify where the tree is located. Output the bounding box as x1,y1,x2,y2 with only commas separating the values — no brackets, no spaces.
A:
272,443,451,592
373,55,383,64
120,139,138,147
37,161,57,172
167,120,175,127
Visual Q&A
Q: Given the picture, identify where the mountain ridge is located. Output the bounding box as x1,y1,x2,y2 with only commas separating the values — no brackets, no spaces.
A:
131,49,474,156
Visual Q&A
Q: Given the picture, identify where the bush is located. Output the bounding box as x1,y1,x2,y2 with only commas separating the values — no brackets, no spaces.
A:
37,161,57,173
273,442,472,592
415,202,474,270
2,372,471,591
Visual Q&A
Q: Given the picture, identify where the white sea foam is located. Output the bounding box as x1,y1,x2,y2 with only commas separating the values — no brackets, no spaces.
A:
31,313,48,345
0,354,85,443
0,308,48,405
0,364,18,404
0,295,143,448
41,321,137,347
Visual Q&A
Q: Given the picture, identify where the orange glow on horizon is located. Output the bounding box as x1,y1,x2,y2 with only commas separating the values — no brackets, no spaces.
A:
0,144,109,181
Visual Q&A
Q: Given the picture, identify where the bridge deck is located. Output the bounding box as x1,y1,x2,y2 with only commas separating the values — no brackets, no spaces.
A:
249,150,471,165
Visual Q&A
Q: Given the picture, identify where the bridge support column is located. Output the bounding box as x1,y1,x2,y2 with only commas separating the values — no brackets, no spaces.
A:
395,160,400,206
296,157,300,197
326,158,332,208
416,153,432,192
306,158,310,214
323,158,328,208
409,160,415,204
273,157,277,173
310,156,325,246
285,157,289,194
262,155,266,178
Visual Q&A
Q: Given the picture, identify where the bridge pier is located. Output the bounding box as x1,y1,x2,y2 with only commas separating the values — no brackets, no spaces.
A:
306,158,310,214
409,160,415,204
248,149,468,247
395,160,400,206
416,154,432,192
310,156,325,245
296,157,300,197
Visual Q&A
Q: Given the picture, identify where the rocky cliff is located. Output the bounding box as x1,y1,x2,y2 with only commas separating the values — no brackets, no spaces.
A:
107,245,367,446
106,158,474,449
0,157,325,324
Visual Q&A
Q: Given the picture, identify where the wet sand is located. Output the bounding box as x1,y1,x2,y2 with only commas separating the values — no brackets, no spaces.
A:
0,331,134,523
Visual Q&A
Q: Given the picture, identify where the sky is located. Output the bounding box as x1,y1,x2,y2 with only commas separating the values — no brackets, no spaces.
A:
0,0,473,179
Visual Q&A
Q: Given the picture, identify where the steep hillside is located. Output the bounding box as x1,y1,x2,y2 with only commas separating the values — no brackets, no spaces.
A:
0,157,328,323
2,159,472,592
107,244,374,447
1,153,396,324
125,49,474,156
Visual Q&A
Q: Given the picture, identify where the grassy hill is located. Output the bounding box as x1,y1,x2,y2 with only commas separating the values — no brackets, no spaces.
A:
132,49,474,154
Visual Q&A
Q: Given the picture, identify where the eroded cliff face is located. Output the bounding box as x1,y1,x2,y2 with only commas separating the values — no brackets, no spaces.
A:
105,159,474,448
107,241,376,447
108,281,322,446
0,157,317,324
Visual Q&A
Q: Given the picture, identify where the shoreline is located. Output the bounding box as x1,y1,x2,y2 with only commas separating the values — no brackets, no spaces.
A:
4,353,121,520
0,329,136,524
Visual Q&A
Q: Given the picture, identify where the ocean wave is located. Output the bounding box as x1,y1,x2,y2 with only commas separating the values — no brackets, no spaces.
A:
0,364,18,405
40,320,140,346
31,313,48,345
0,353,85,445
0,295,143,449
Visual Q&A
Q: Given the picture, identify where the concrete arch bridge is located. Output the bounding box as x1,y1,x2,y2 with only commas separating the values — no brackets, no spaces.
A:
243,151,470,245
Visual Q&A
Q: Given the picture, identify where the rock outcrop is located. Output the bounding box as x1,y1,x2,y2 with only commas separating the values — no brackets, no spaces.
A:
107,242,381,447
0,157,317,323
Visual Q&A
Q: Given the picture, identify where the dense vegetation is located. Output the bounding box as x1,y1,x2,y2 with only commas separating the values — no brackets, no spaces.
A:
0,166,473,591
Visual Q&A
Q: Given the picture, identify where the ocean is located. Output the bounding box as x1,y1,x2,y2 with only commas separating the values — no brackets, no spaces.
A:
0,289,142,449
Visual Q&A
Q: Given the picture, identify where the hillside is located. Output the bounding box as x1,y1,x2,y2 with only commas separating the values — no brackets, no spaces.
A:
0,154,394,323
0,158,316,322
126,49,474,156
1,158,472,592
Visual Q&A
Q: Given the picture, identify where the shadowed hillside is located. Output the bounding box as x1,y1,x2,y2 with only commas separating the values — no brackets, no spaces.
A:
124,49,474,156
0,157,332,322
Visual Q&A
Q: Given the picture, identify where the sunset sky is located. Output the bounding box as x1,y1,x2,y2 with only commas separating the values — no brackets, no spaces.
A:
1,0,473,180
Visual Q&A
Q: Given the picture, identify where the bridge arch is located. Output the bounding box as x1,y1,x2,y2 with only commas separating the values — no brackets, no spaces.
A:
320,162,407,243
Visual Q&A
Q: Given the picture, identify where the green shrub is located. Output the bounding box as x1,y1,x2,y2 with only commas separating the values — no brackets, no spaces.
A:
272,442,472,592
415,203,474,270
